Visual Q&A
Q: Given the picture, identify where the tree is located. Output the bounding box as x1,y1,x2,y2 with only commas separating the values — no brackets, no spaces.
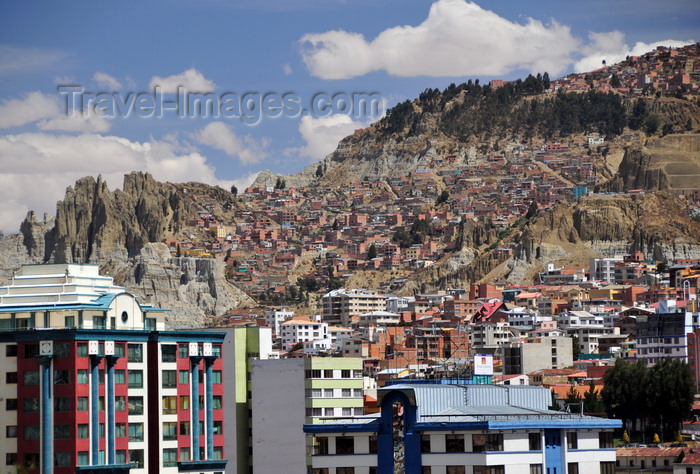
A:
565,385,580,406
583,380,605,415
571,335,580,361
230,185,238,196
622,430,630,444
437,190,450,205
315,163,323,178
656,261,669,274
525,200,538,219
610,73,621,88
653,433,660,444
367,243,377,260
275,177,286,190
645,114,660,136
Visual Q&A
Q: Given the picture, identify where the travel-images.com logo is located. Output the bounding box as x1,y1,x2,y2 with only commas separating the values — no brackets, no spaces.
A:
58,85,383,125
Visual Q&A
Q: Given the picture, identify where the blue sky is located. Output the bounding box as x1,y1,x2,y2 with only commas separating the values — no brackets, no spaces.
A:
0,0,697,232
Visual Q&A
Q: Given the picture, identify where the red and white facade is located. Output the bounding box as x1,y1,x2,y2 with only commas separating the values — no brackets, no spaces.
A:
0,263,226,474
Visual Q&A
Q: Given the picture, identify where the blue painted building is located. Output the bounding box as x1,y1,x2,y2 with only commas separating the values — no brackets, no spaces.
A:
304,382,620,474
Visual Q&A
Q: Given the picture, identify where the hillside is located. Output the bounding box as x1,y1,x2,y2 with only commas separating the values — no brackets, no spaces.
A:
2,44,700,324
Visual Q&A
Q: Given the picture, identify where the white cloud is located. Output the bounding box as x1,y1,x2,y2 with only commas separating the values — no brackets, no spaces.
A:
574,33,695,73
195,122,268,165
0,91,111,133
283,63,293,75
0,92,61,128
0,132,237,233
149,68,216,93
0,45,70,77
289,114,372,161
300,0,579,79
93,71,122,90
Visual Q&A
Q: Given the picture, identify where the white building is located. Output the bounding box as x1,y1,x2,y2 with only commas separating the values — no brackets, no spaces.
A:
304,383,620,474
280,317,328,349
265,307,294,336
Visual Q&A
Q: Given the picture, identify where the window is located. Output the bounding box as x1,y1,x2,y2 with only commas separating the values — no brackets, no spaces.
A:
5,345,17,357
53,342,70,358
6,453,17,466
324,408,334,416
127,344,142,362
128,423,144,442
213,420,223,435
163,396,177,414
567,432,578,449
163,422,177,440
180,422,190,436
23,370,39,386
212,345,221,357
337,468,355,474
54,425,71,439
162,370,177,388
5,372,17,384
128,370,143,388
567,463,579,474
128,397,143,415
341,369,351,378
421,434,431,452
342,407,352,416
473,468,504,474
54,452,71,467
6,399,17,410
163,448,177,467
106,422,122,439
342,388,352,397
530,465,543,474
599,431,614,448
77,343,88,357
336,436,355,454
114,369,125,384
179,344,189,359
354,388,363,397
77,452,89,466
446,467,466,474
55,397,71,412
314,437,329,455
213,446,223,460
312,470,329,474
24,425,40,440
446,434,464,452
24,343,39,358
529,432,541,450
77,397,88,411
116,450,126,464
77,369,88,384
211,370,222,384
422,468,432,474
309,388,322,398
179,370,189,384
472,433,503,452
93,316,106,329
6,426,17,438
24,398,39,413
114,343,124,357
161,345,177,362
306,369,321,378
369,435,378,454
99,423,105,438
324,388,334,397
212,395,222,409
129,449,144,469
179,447,190,462
180,396,190,410
324,369,333,378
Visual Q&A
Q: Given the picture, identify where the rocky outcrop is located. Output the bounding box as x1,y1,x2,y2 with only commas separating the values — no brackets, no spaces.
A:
19,211,55,261
121,244,255,328
605,134,700,193
400,192,700,292
51,172,198,263
2,172,252,328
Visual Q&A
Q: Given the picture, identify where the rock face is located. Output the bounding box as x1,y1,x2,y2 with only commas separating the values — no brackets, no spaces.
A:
401,193,700,293
5,172,253,328
121,244,255,329
605,134,700,193
50,173,197,263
